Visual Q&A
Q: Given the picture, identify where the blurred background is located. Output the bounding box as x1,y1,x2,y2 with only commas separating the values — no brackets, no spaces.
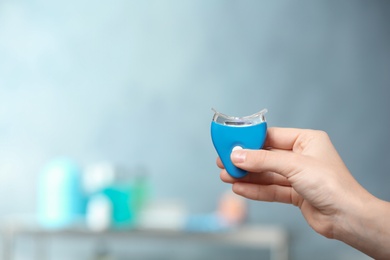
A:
0,0,390,259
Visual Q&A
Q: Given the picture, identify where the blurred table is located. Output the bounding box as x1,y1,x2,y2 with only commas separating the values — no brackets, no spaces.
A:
1,217,289,260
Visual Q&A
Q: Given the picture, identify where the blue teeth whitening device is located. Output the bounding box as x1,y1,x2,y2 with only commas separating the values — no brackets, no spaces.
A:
211,109,268,178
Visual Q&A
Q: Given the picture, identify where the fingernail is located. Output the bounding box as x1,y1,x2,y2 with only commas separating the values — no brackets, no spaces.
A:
231,150,246,163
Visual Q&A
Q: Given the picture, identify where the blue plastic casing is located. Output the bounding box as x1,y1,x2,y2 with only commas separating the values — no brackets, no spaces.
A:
211,109,267,178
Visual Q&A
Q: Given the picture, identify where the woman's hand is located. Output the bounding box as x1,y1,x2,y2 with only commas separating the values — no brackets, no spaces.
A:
218,127,390,259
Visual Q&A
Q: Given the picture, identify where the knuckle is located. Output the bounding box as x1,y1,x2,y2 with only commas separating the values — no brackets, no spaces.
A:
246,150,268,171
294,129,330,152
314,130,330,140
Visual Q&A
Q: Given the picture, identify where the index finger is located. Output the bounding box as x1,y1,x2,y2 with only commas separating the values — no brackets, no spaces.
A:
264,127,303,150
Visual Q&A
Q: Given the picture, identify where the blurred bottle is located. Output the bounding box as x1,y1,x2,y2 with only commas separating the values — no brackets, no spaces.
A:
37,158,85,229
86,194,112,232
84,163,151,230
102,183,134,229
84,162,115,231
131,165,150,225
216,190,247,226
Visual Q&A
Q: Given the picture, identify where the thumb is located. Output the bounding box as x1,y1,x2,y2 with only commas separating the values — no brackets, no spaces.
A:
231,149,303,178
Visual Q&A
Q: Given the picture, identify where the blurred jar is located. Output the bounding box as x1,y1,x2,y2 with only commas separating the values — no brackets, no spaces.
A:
37,158,85,229
101,183,134,229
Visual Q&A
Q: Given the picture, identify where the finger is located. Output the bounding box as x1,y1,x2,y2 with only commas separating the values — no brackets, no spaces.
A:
217,127,305,168
232,182,294,204
219,169,230,182
216,157,224,169
231,148,305,178
220,169,291,186
264,127,304,150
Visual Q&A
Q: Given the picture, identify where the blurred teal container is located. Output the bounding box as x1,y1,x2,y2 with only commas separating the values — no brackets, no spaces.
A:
37,158,85,229
102,184,134,229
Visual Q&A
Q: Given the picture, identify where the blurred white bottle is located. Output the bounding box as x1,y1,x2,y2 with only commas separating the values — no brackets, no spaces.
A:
86,194,112,232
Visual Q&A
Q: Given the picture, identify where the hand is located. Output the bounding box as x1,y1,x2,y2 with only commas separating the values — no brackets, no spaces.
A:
218,127,390,259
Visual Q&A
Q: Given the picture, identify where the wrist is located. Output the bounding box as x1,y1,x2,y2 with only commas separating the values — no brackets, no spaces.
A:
334,192,390,259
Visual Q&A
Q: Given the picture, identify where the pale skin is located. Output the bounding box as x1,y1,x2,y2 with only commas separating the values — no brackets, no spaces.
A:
217,127,390,260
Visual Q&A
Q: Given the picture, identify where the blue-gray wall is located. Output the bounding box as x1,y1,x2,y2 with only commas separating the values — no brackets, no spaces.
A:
1,1,389,259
